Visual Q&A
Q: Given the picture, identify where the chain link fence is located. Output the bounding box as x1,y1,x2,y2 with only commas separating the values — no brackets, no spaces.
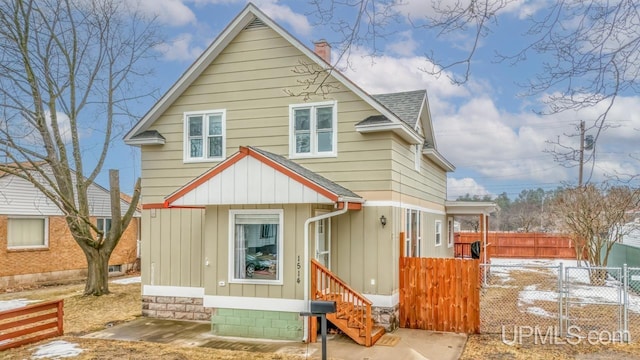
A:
480,263,561,335
480,261,640,342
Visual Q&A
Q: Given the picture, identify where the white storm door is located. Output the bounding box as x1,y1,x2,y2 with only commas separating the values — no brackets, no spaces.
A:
315,217,331,269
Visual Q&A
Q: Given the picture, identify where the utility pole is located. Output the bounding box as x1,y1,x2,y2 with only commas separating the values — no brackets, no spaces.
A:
578,120,585,187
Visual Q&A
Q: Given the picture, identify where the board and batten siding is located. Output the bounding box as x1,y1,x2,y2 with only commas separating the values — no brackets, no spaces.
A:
421,212,453,258
140,25,395,204
141,208,205,288
0,172,135,217
332,206,397,296
202,204,324,300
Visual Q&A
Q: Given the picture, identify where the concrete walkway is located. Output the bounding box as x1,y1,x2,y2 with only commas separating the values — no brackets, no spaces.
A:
85,318,467,360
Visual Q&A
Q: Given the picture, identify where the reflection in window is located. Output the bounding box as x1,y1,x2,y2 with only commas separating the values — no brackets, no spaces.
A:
184,110,225,161
290,102,336,157
230,211,282,283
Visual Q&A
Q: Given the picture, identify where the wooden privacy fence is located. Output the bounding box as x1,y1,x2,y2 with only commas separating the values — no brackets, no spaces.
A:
456,232,576,259
0,299,64,351
399,257,480,333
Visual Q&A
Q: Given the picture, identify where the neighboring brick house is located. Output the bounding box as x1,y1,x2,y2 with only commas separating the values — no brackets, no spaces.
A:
0,168,140,289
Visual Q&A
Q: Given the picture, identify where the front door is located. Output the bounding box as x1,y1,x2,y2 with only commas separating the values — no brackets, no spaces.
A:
315,216,331,269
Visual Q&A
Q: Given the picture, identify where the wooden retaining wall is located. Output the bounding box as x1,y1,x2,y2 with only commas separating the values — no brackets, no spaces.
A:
399,257,480,333
456,232,576,259
0,299,64,351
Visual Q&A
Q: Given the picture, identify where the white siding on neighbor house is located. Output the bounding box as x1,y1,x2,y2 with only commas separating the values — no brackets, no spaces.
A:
0,172,137,217
622,224,640,248
170,155,334,206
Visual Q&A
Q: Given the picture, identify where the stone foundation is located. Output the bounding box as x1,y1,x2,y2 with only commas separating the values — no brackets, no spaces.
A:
142,296,213,321
372,304,400,332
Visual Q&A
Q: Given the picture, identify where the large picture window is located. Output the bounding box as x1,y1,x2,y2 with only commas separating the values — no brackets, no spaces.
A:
290,101,337,158
7,217,48,249
229,210,283,284
184,110,225,162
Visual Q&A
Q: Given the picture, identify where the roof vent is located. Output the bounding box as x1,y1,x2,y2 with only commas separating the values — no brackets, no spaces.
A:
244,17,266,30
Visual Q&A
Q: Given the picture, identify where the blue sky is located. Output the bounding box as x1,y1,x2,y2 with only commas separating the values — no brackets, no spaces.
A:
103,0,640,199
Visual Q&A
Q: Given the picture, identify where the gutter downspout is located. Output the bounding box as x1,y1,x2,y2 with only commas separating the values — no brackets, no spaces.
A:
302,201,350,342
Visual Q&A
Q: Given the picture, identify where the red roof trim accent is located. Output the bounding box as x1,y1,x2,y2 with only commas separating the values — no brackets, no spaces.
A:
242,147,339,202
164,151,248,205
164,146,342,206
337,202,362,210
142,203,166,209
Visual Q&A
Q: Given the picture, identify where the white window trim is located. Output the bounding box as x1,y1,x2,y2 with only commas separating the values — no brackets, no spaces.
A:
228,209,284,285
7,216,49,250
414,144,421,172
405,209,422,257
97,217,111,233
447,217,454,248
183,109,226,163
435,220,442,247
289,100,338,159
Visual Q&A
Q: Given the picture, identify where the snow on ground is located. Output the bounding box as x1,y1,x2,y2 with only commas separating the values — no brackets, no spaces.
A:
110,276,141,285
486,258,640,315
0,298,40,312
32,340,83,359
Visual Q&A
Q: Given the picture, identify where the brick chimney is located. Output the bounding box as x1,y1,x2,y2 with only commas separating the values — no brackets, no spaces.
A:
314,39,331,64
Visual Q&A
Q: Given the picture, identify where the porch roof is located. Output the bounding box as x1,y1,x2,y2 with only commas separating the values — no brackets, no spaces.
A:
445,201,499,216
165,146,364,207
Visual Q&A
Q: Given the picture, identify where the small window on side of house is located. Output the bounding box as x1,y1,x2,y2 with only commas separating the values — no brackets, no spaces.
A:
184,110,226,162
435,220,442,246
7,217,48,249
448,217,454,248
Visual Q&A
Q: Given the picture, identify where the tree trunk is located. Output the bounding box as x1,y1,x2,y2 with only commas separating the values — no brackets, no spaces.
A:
83,246,111,296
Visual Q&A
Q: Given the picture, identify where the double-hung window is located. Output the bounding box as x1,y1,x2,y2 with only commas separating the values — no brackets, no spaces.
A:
229,209,283,285
290,101,337,158
97,218,112,236
7,217,48,249
184,110,226,162
435,220,442,246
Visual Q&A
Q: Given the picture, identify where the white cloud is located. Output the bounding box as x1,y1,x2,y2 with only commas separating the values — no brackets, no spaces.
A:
393,0,549,20
253,0,312,36
338,47,640,197
386,31,418,56
132,0,196,26
447,177,491,200
155,33,205,61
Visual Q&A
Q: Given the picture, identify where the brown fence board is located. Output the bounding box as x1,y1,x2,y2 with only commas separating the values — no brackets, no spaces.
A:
399,257,480,333
0,299,63,351
456,232,576,259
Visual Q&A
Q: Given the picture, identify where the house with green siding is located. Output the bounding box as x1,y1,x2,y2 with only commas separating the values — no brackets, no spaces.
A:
124,2,475,346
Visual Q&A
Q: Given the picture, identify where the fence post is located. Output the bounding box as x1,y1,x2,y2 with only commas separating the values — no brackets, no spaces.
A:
558,262,563,337
623,263,629,343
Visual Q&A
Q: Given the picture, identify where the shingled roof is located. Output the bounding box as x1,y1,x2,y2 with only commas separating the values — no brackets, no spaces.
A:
371,90,426,128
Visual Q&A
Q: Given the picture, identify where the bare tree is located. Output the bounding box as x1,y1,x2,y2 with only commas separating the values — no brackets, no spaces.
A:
309,1,640,159
552,184,640,284
0,0,158,295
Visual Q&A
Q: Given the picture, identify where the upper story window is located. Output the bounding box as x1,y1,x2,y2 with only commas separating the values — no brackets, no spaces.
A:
7,217,48,249
184,110,226,162
289,101,337,158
